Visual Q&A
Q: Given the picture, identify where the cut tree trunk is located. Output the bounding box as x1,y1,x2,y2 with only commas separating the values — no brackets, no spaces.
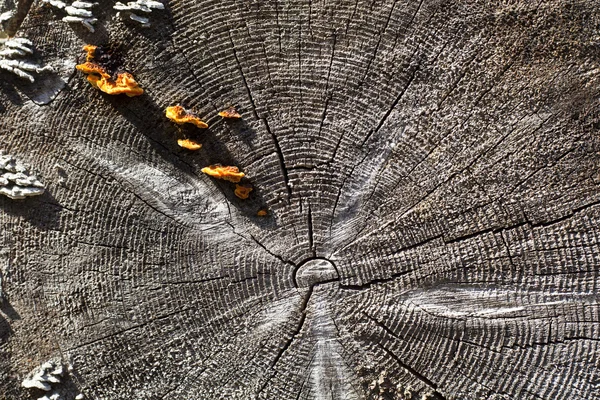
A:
1,0,599,399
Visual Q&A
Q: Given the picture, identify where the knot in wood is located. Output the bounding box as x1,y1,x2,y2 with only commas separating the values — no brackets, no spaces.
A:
294,258,339,288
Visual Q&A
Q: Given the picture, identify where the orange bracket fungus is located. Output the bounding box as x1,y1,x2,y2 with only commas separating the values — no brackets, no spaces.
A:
83,44,96,61
165,105,208,128
86,71,143,96
201,165,244,183
76,45,144,97
218,107,242,119
234,184,252,199
177,138,202,151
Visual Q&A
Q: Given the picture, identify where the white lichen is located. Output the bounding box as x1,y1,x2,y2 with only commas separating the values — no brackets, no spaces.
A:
21,377,51,391
114,0,164,27
22,361,65,394
0,10,14,26
41,0,67,9
0,37,53,82
42,0,98,32
71,1,94,8
0,37,33,56
51,364,63,376
129,13,149,25
0,152,45,200
62,15,97,32
0,59,53,81
64,5,92,17
38,393,61,400
114,0,164,12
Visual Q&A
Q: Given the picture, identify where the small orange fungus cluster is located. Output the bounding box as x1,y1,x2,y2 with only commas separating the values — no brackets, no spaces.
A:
234,184,253,199
83,44,96,61
218,107,242,119
87,72,143,97
165,105,208,129
76,45,143,97
76,47,261,210
75,45,264,211
201,165,245,183
177,139,202,151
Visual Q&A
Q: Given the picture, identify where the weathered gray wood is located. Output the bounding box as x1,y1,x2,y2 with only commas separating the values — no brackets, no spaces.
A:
1,0,599,399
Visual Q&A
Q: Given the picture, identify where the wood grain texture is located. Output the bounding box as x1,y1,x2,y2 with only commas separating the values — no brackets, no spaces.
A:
1,0,599,399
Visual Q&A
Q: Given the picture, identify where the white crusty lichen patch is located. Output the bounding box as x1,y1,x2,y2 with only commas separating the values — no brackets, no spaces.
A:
38,394,62,400
21,361,63,392
114,0,164,27
0,37,53,82
0,152,45,199
42,0,98,32
21,361,85,400
0,9,14,33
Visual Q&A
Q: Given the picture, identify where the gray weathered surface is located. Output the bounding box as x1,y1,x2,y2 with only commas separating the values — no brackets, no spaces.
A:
1,0,600,399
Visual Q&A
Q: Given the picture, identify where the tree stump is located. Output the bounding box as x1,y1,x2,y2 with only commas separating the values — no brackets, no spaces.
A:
1,0,599,399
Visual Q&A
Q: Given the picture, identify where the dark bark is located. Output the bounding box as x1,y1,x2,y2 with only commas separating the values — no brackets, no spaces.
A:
1,0,599,399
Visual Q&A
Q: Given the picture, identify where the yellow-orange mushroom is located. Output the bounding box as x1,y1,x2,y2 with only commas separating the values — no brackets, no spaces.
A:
76,45,144,97
177,138,202,150
75,61,110,78
83,44,97,61
218,107,242,119
85,72,144,97
234,184,252,199
201,165,245,183
165,105,208,129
